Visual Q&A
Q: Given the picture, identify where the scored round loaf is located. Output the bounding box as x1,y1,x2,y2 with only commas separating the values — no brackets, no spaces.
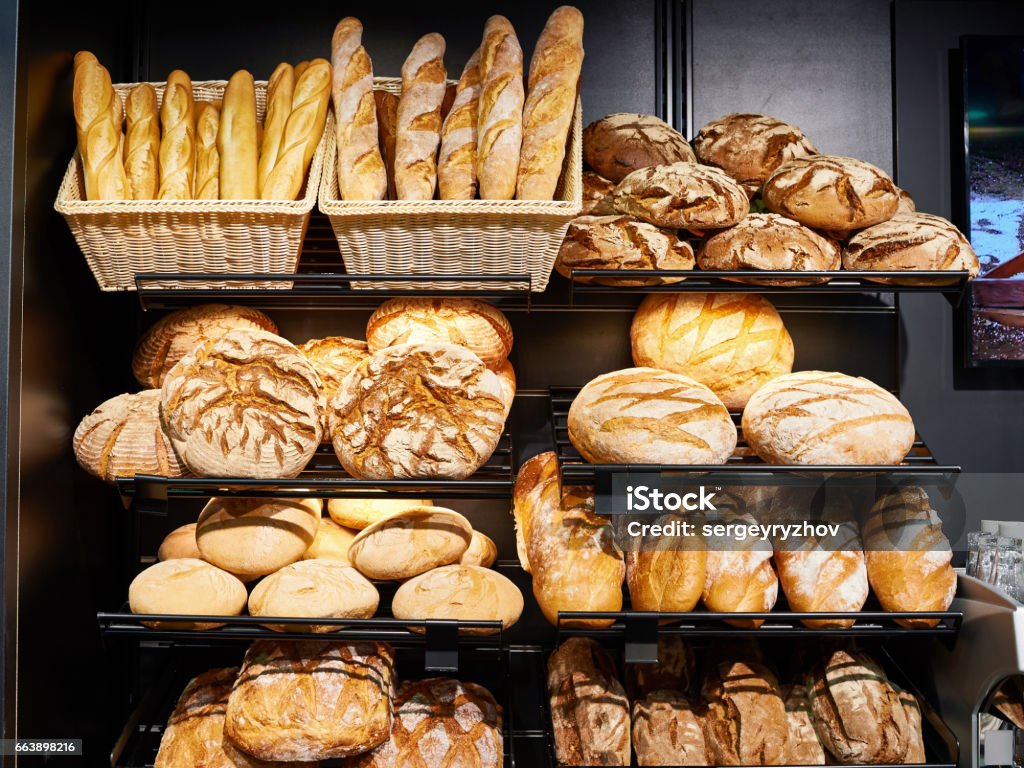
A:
196,497,322,581
742,370,916,465
461,529,498,568
495,359,516,419
568,368,737,465
225,640,395,762
391,563,524,635
347,506,473,580
762,154,899,231
703,516,779,628
843,212,980,285
326,495,434,530
128,558,247,630
631,691,708,767
631,293,794,411
625,514,706,613
697,213,840,286
583,112,696,182
582,170,616,214
248,559,379,632
160,329,324,478
132,304,278,389
297,336,370,418
303,517,358,560
73,389,187,483
693,112,818,194
157,523,201,561
365,297,513,369
329,343,506,479
555,214,696,286
611,162,749,231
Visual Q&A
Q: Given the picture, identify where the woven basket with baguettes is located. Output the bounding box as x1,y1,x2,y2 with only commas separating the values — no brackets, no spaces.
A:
319,77,582,292
55,79,330,292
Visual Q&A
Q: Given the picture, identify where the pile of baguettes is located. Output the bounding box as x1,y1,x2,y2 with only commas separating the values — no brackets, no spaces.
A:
72,54,330,201
549,636,928,766
556,111,981,284
152,642,503,766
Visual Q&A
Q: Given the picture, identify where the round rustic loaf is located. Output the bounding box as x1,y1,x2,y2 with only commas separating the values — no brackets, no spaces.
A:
160,329,324,478
843,212,980,285
583,113,696,182
762,154,899,231
567,367,737,465
157,523,201,561
195,497,322,581
128,558,247,630
348,506,473,580
742,370,916,465
696,213,840,286
461,530,498,567
329,343,506,480
366,297,513,369
611,162,749,230
327,495,435,529
248,559,379,632
625,514,706,613
630,293,794,411
555,214,696,286
73,389,187,483
391,564,524,635
302,517,358,560
495,359,516,419
297,335,370,402
581,170,616,214
132,304,277,388
693,112,818,194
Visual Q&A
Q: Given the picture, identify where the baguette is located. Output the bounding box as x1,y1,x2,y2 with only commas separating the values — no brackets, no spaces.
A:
218,70,259,199
437,49,481,199
374,90,399,199
123,83,160,199
476,16,524,199
294,60,311,79
257,63,295,196
262,58,331,200
517,6,584,199
395,33,447,200
73,52,129,200
194,101,221,200
332,18,387,201
157,70,195,199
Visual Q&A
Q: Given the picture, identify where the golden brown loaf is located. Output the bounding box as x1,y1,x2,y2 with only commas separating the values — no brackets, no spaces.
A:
567,368,737,465
783,684,826,765
693,113,817,194
73,53,129,200
762,154,900,231
517,6,585,200
160,329,324,478
632,691,709,766
225,640,395,762
123,83,160,199
128,558,247,630
350,678,503,768
582,170,616,214
258,62,295,196
195,497,322,581
476,16,525,200
326,495,434,529
157,523,201,561
843,212,980,284
556,214,695,286
702,658,788,766
347,506,473,580
495,359,516,418
548,637,631,766
262,58,331,200
375,90,399,199
703,514,778,628
73,389,186,482
862,485,956,628
583,113,696,182
391,563,524,634
696,213,840,286
461,529,499,567
332,18,387,201
296,335,370,404
625,636,696,697
366,297,513,369
194,101,221,200
438,49,482,200
157,70,195,199
626,513,706,613
132,303,278,389
303,517,358,560
742,370,916,465
611,162,749,230
630,293,794,411
218,70,259,199
395,33,447,200
248,559,379,632
330,343,505,479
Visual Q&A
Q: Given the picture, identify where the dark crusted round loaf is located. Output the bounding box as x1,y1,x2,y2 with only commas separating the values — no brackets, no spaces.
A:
583,112,696,182
611,162,748,230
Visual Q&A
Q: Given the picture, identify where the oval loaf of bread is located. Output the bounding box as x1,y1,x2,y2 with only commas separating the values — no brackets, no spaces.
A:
347,506,473,580
611,162,749,230
392,564,524,635
248,559,379,632
327,494,434,530
583,113,695,182
128,558,247,630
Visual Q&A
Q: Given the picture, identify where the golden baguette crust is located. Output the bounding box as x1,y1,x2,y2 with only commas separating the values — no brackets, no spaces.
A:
517,6,584,200
258,62,295,196
477,16,524,200
218,70,259,199
73,53,129,200
395,33,447,200
157,70,195,199
124,83,160,199
263,58,331,200
374,90,399,198
438,49,482,199
391,563,524,634
194,101,221,199
612,162,748,230
583,113,695,183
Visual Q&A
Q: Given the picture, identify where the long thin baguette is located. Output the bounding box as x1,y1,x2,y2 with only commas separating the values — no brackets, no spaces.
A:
123,83,160,199
157,70,195,199
194,101,221,199
374,90,399,199
476,16,524,200
294,60,311,80
395,33,447,200
517,6,584,200
257,63,295,196
438,48,481,200
218,70,259,199
73,52,129,200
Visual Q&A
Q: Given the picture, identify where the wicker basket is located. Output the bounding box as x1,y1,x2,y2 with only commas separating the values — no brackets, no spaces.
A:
319,77,582,292
55,79,330,291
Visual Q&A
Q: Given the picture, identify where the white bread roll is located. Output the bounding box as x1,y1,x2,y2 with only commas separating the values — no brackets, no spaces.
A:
248,559,379,632
392,564,523,635
128,558,247,630
347,506,472,580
